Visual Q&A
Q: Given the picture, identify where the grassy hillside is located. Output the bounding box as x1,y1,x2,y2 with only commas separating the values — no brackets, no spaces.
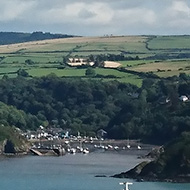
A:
148,36,190,50
0,35,190,84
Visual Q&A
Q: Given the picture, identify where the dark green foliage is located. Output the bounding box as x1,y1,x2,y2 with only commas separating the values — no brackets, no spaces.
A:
114,132,190,182
0,125,25,145
0,102,41,130
17,69,29,77
0,32,74,45
88,54,140,64
25,59,35,65
0,125,28,154
139,132,190,179
0,76,138,136
0,74,190,143
85,68,96,76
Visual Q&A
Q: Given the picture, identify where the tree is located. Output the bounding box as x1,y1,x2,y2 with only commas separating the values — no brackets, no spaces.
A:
17,69,29,77
85,68,96,77
2,74,8,80
138,89,148,113
25,59,34,65
62,57,68,65
179,73,189,81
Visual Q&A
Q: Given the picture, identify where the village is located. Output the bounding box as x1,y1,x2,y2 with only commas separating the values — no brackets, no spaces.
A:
24,126,146,156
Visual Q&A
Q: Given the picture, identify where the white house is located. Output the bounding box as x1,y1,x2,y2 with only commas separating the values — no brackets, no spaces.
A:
179,95,188,102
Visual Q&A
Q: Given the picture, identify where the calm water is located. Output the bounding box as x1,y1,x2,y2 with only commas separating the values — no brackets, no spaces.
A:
0,151,190,190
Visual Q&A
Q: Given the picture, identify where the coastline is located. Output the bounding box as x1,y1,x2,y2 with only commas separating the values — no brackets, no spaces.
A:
112,160,190,183
0,139,154,158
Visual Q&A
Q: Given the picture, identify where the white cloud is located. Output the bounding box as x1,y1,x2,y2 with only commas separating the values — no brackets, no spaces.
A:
172,1,190,15
164,0,190,28
0,0,190,35
37,2,113,26
83,3,114,25
0,0,36,22
114,8,156,26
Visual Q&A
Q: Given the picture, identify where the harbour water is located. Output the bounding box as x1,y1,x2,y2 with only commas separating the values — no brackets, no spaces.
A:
0,151,190,190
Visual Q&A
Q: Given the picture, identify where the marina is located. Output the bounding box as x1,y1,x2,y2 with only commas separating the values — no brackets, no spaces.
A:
27,130,152,157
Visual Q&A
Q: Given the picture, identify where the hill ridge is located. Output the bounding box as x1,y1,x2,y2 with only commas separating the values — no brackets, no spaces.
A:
0,31,75,45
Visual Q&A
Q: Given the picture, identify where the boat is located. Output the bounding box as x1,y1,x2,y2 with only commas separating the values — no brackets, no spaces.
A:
127,139,131,149
119,182,133,190
83,148,89,154
137,145,141,150
70,148,76,154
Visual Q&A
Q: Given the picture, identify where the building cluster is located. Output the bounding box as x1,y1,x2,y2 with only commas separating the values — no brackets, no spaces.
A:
25,125,69,141
24,126,107,143
159,95,190,105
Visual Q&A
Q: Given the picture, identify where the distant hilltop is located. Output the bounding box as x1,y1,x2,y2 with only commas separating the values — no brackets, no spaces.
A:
0,31,75,45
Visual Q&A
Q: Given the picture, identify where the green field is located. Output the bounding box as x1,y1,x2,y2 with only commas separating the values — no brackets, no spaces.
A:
148,36,190,50
0,67,19,74
129,59,190,77
27,67,142,87
1,35,190,85
119,60,156,67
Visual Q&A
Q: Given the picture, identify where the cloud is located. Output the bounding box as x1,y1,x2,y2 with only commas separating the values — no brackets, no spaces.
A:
114,8,156,26
172,1,190,15
37,2,113,26
0,0,36,22
164,1,190,28
26,1,156,29
78,9,96,19
0,0,190,35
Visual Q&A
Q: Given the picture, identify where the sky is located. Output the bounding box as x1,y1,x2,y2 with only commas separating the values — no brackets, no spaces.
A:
0,0,190,36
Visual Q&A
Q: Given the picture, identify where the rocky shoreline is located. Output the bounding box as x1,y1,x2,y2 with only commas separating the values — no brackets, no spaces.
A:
112,134,190,183
112,160,190,183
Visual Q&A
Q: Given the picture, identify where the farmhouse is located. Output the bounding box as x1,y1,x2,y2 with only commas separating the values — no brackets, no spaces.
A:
68,58,94,67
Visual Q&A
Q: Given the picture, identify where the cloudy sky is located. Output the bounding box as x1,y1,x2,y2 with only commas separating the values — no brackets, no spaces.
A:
0,0,190,36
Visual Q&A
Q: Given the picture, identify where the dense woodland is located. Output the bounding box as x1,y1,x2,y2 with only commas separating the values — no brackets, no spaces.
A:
0,73,190,144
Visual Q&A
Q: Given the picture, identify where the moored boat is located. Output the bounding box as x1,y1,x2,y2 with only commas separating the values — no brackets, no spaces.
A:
119,182,133,190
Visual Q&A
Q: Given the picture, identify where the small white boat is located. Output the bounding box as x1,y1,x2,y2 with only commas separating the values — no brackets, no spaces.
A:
114,146,119,150
137,145,141,150
83,148,89,154
127,144,131,149
104,146,109,150
127,139,131,149
70,148,76,154
119,182,133,190
76,146,83,152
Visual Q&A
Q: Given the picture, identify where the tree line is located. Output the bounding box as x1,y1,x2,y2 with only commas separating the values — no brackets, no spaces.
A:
0,32,74,45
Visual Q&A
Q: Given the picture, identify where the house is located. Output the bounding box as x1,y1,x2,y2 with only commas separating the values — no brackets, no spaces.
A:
25,131,38,140
128,92,139,99
97,129,107,139
159,96,170,105
179,95,188,102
